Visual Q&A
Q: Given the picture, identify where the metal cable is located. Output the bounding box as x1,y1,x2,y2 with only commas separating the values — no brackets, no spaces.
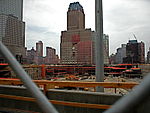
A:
0,41,59,113
103,72,150,113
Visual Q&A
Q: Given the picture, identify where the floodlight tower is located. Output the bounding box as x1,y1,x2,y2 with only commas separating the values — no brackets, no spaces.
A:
95,0,104,92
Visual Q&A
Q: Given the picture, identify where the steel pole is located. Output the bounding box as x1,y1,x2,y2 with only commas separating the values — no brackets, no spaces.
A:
95,0,104,92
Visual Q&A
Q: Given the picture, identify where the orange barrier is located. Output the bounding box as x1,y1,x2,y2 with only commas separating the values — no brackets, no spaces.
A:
0,79,138,110
41,64,46,79
0,78,138,94
0,94,110,109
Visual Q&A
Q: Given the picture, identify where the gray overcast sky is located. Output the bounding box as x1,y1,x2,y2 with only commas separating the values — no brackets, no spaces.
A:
24,0,150,56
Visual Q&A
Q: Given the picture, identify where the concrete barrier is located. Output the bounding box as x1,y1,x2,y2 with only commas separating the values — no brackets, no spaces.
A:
0,85,41,112
0,85,121,113
1,85,150,113
47,89,121,113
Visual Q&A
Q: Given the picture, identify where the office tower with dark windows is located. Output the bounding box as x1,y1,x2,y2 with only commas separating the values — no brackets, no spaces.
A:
0,0,25,63
60,2,95,65
123,40,145,64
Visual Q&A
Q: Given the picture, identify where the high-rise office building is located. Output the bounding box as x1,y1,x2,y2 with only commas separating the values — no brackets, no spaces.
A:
138,41,145,63
36,41,43,57
60,2,95,65
35,41,43,64
67,2,85,30
123,40,145,64
0,0,25,63
103,34,109,64
45,47,59,64
115,44,126,64
26,47,36,64
61,2,109,65
0,0,23,20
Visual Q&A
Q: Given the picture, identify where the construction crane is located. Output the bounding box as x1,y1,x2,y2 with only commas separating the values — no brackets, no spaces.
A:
133,33,137,40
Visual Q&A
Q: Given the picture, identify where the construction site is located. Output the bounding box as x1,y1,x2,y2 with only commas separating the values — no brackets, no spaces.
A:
0,63,149,93
0,62,150,113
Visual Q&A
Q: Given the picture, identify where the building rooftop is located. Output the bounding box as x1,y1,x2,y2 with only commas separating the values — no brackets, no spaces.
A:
68,2,84,12
129,40,138,44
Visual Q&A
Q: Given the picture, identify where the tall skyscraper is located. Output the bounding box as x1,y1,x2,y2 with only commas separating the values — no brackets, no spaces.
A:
67,2,85,30
35,41,43,64
60,2,95,65
0,0,25,63
103,34,109,64
36,41,43,57
0,0,23,20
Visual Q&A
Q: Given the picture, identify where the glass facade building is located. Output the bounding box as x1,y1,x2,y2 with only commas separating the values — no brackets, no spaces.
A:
0,0,25,63
0,0,23,20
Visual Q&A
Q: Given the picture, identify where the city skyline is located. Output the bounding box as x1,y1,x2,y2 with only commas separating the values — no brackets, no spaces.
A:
24,0,150,56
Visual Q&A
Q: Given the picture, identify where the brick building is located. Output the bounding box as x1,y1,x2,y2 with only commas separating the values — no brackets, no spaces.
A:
60,2,95,65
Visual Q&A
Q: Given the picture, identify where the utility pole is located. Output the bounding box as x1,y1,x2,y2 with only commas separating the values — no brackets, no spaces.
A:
95,0,104,92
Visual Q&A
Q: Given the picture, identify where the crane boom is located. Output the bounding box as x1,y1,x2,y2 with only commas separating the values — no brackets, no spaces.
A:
133,33,137,40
